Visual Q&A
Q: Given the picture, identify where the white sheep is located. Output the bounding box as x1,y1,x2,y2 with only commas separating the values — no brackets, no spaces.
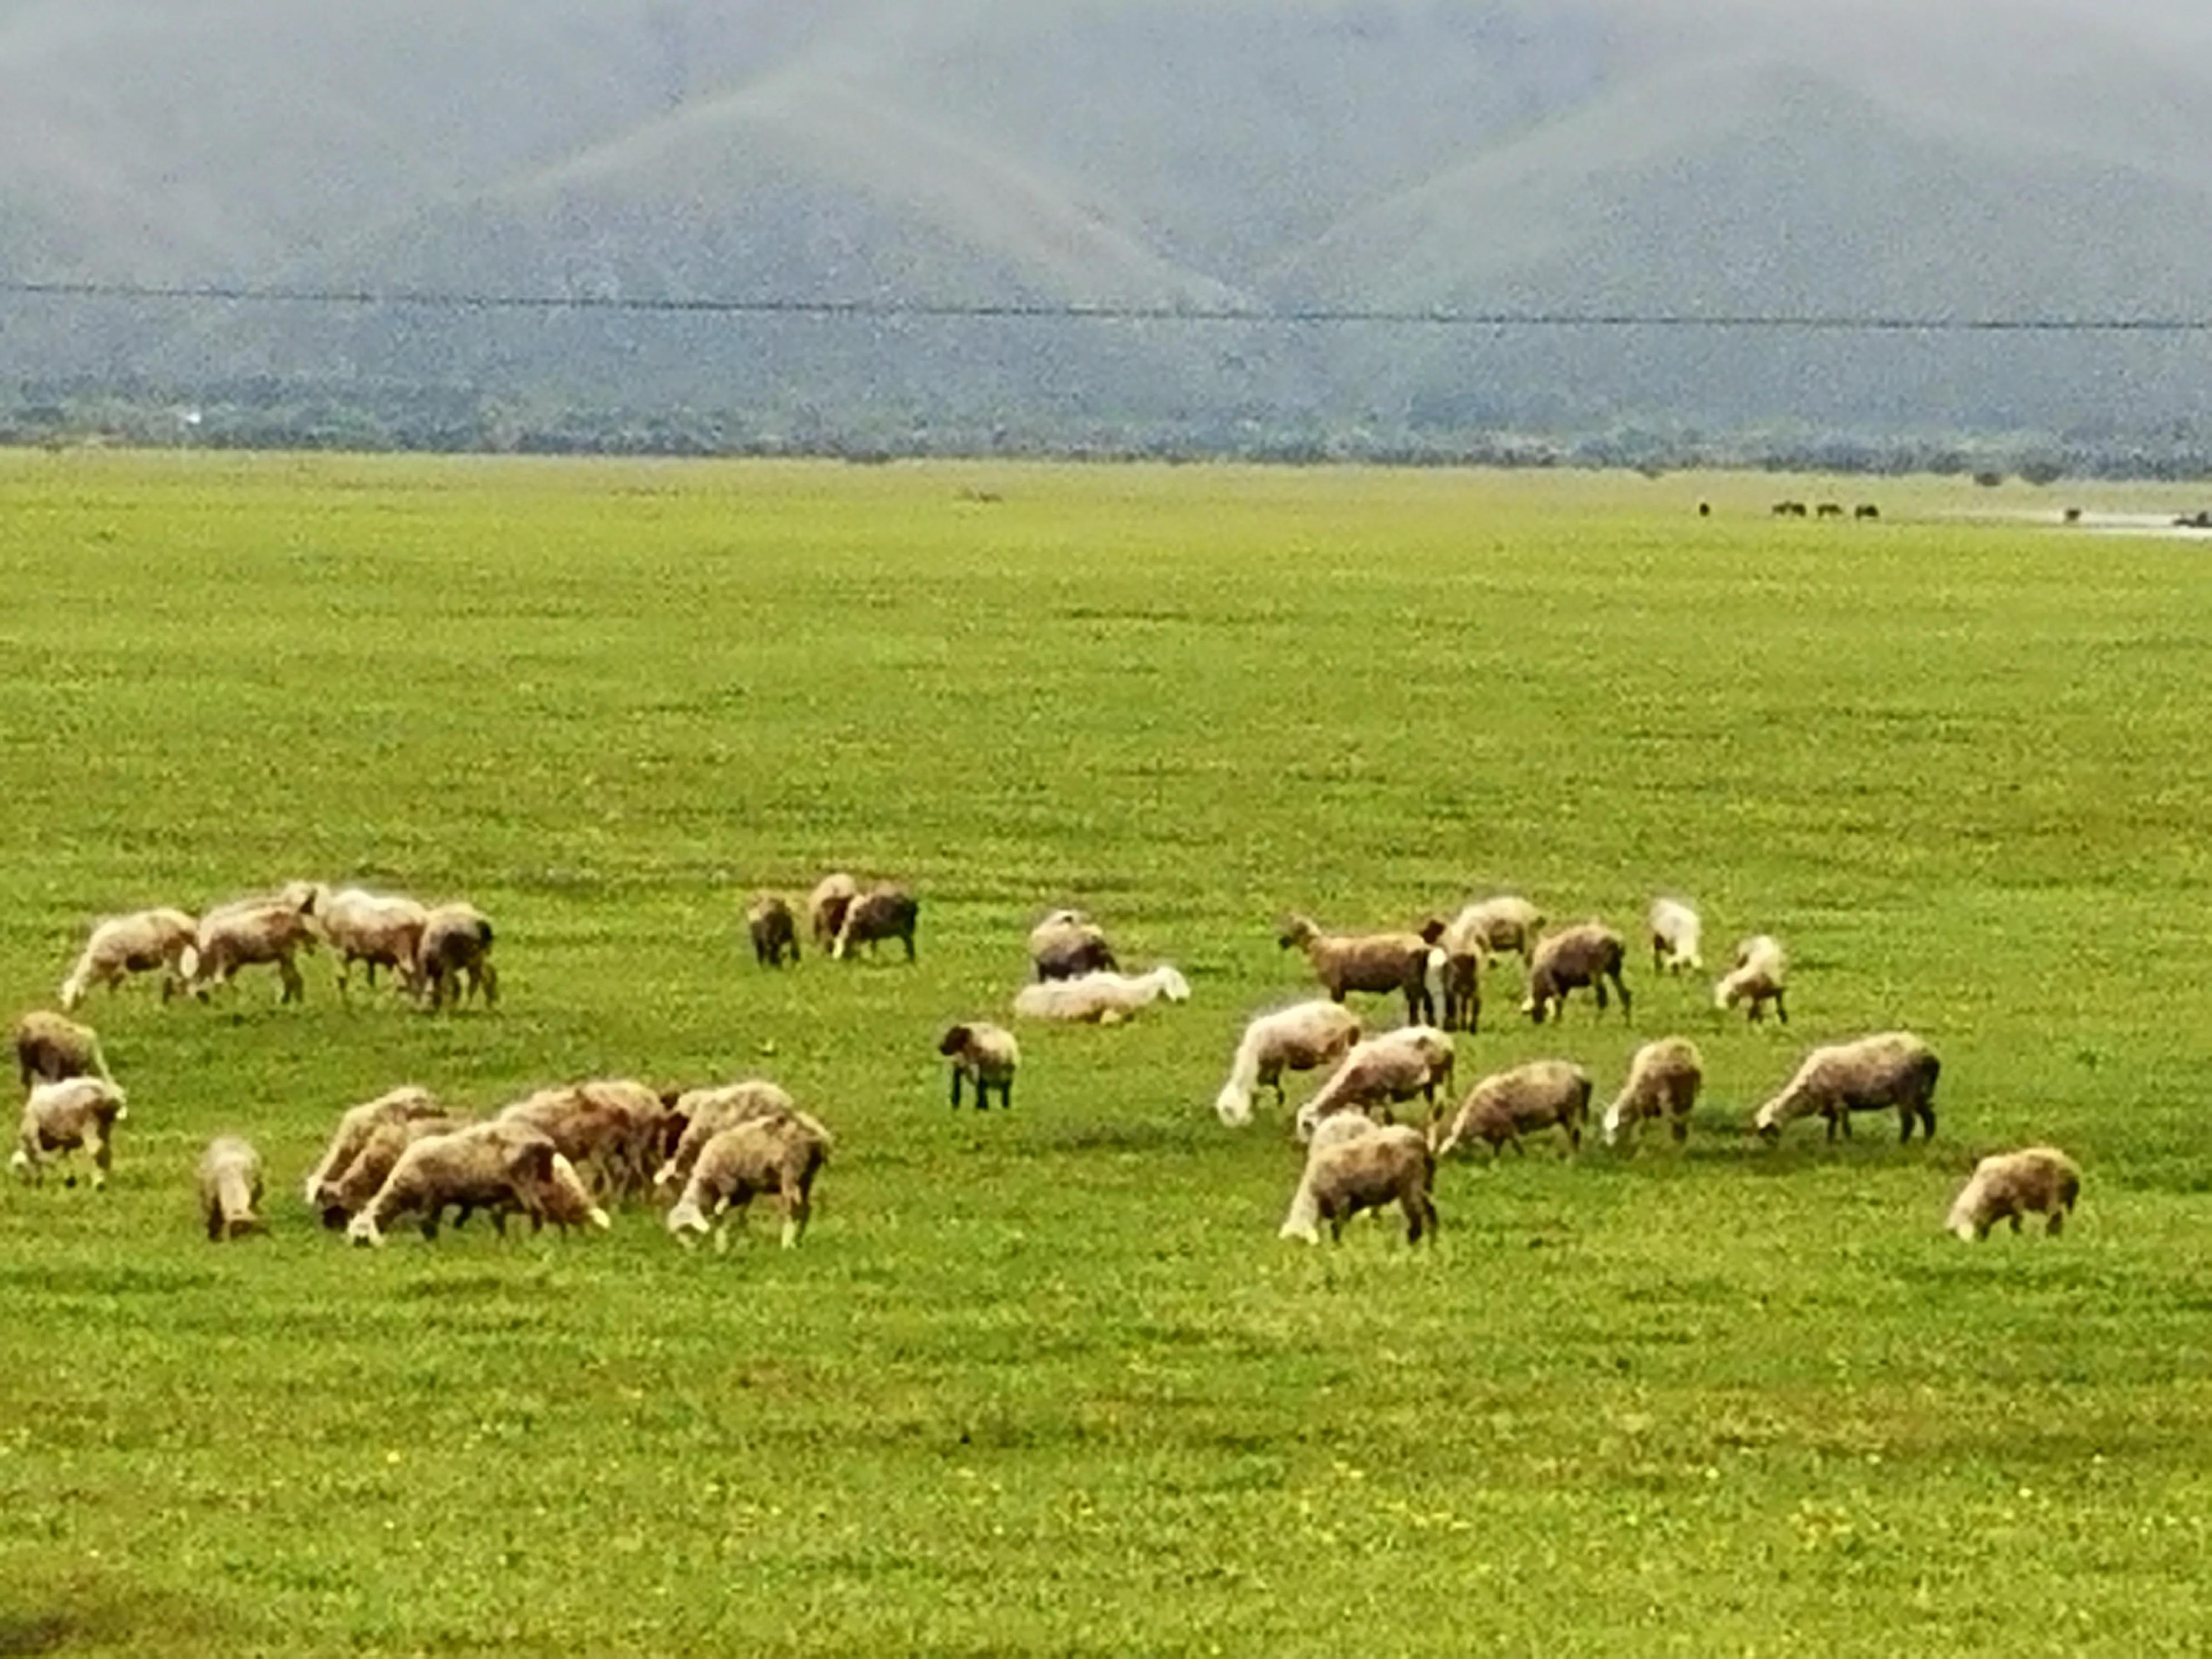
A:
1438,895,1544,963
1649,898,1704,975
1715,935,1789,1023
1213,1000,1364,1126
1292,1025,1456,1141
12,1076,129,1189
1946,1147,2082,1240
182,900,320,1003
1752,1031,1939,1143
666,1110,833,1250
1600,1037,1704,1148
1279,1120,1436,1246
654,1080,800,1194
197,1136,266,1241
302,1085,448,1205
1011,964,1190,1024
314,887,429,997
940,1022,1020,1110
59,908,198,1010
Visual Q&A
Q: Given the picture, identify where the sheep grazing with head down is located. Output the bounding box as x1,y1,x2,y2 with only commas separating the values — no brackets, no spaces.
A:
197,1136,266,1241
1214,1000,1364,1127
314,1111,474,1228
832,884,919,962
1752,1031,1939,1144
1433,1059,1592,1159
314,886,429,997
1279,914,1443,1027
1292,1025,1456,1142
347,1119,609,1246
1029,910,1118,981
302,1085,447,1205
59,907,198,1011
1649,899,1704,976
940,1022,1019,1110
416,903,497,1011
1715,935,1789,1023
499,1079,671,1201
12,1077,128,1189
1279,1118,1436,1246
1012,964,1190,1025
1947,1147,2082,1241
1522,923,1632,1025
14,1010,113,1089
182,899,321,1004
654,1080,799,1195
1601,1037,1704,1148
746,894,799,968
807,873,860,952
666,1110,833,1251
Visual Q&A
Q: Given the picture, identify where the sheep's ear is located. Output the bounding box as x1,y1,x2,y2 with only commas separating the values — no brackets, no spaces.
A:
1418,918,1446,945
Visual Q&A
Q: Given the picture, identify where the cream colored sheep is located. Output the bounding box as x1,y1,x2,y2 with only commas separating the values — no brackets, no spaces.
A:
1011,964,1191,1024
1600,1037,1705,1148
1292,1025,1457,1141
1752,1031,1939,1143
1522,923,1631,1025
1715,935,1789,1023
1214,1000,1364,1126
1030,911,1117,981
182,900,320,1003
666,1110,833,1250
314,1111,473,1228
1280,1122,1436,1246
1433,1060,1592,1158
499,1079,670,1200
301,1085,447,1204
1947,1147,2082,1240
940,1022,1020,1110
416,903,497,1011
1442,895,1544,964
59,908,197,1010
14,1011,113,1089
807,873,860,951
1279,914,1442,1026
832,884,919,961
746,894,799,968
1649,898,1704,975
347,1120,610,1246
653,1080,800,1194
197,1136,266,1241
12,1077,128,1189
314,887,429,997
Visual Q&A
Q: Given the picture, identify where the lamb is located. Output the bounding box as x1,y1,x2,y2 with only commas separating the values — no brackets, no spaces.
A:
1011,964,1191,1024
1600,1037,1705,1148
1279,1120,1436,1246
1946,1147,2082,1241
498,1079,670,1199
314,1111,474,1228
831,884,919,962
1279,914,1443,1026
1522,922,1632,1025
314,887,429,997
940,1022,1020,1110
1292,1026,1456,1142
1213,1000,1364,1127
1433,1060,1592,1159
807,872,860,952
302,1084,449,1205
58,908,198,1010
653,1080,800,1194
12,1076,128,1189
666,1110,833,1250
14,1011,113,1089
1715,935,1789,1023
416,903,497,1011
746,894,800,968
181,899,320,1003
1649,898,1704,975
1029,910,1117,981
346,1120,610,1246
197,1136,266,1241
1752,1031,1939,1143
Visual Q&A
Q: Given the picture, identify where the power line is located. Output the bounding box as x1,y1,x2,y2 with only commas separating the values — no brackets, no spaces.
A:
3,278,2210,333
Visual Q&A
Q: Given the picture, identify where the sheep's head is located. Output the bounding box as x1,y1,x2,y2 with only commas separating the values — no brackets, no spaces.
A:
938,1024,973,1057
1418,917,1447,946
1155,967,1192,1003
1277,916,1317,950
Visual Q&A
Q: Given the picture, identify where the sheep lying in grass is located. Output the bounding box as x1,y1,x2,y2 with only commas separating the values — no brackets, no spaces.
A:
1029,910,1117,981
807,873,860,952
14,1011,113,1089
654,1080,799,1195
1649,898,1704,975
315,1111,473,1228
1279,1118,1436,1246
1601,1037,1704,1148
746,894,799,968
1433,1060,1592,1159
59,908,198,1010
417,903,497,1011
197,1136,266,1241
1523,922,1631,1025
12,1077,128,1189
1947,1147,2081,1241
315,887,429,997
832,884,919,962
1752,1031,1939,1144
940,1022,1020,1110
1214,1000,1363,1127
1012,964,1191,1024
301,1085,447,1205
1715,935,1789,1023
499,1079,670,1200
1292,1026,1456,1142
666,1110,833,1250
1279,915,1442,1026
347,1120,609,1246
183,900,321,1004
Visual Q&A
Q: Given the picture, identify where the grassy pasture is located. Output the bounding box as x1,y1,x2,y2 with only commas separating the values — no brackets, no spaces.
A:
2,452,2210,1656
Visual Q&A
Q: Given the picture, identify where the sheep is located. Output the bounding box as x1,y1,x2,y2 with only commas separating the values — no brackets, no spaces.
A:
1292,1025,1456,1142
416,902,497,1011
1213,1000,1364,1127
1433,1060,1592,1159
1417,906,1503,1033
1600,1037,1705,1148
1279,1112,1393,1239
666,1110,833,1250
58,907,198,1010
1715,935,1789,1023
346,1120,610,1246
1946,1147,2082,1241
498,1079,670,1200
746,894,799,968
197,1136,266,1241
831,884,919,962
940,1022,1020,1110
314,887,429,997
1011,964,1190,1024
1649,898,1704,976
807,872,860,952
12,1077,128,1189
1029,910,1118,981
181,900,320,1004
1437,895,1545,965
1279,914,1442,1026
1279,1120,1436,1246
14,1011,113,1089
1752,1031,1939,1144
1522,922,1631,1025
314,1111,474,1228
653,1080,799,1194
302,1084,449,1202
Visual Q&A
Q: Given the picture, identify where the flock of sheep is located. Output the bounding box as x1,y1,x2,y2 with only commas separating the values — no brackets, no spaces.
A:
12,874,2080,1254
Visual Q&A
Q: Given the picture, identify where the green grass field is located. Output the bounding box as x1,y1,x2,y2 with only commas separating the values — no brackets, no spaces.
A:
3,453,2210,1656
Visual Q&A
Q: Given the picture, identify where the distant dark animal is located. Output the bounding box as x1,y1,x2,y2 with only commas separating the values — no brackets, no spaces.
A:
1697,501,1711,517
2062,507,2083,524
1815,502,1845,518
1854,503,1880,521
832,884,919,962
746,894,799,968
1772,500,1808,518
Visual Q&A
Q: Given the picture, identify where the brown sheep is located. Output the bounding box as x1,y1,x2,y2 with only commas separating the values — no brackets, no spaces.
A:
746,894,799,968
314,887,429,997
832,884,919,962
807,873,860,952
1279,914,1440,1026
1752,1032,1939,1144
498,1079,670,1200
14,1010,113,1089
1214,1000,1364,1126
654,1080,800,1194
1280,1120,1436,1246
301,1085,447,1204
59,907,198,1010
416,903,497,1011
314,1112,473,1228
183,900,320,1003
940,1022,1020,1110
197,1136,266,1241
12,1077,129,1189
346,1120,610,1246
1715,935,1788,1023
1522,923,1631,1025
1434,1060,1592,1159
1947,1147,2081,1240
1600,1037,1704,1148
1292,1026,1456,1141
1029,911,1118,981
666,1111,833,1250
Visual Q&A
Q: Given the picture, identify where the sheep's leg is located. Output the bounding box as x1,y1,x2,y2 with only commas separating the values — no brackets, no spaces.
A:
279,954,304,1005
1773,989,1788,1025
478,961,499,1010
1613,974,1632,1023
2045,1209,2065,1237
1400,1192,1427,1244
998,1079,1013,1111
949,1069,963,1109
1897,1108,1915,1145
